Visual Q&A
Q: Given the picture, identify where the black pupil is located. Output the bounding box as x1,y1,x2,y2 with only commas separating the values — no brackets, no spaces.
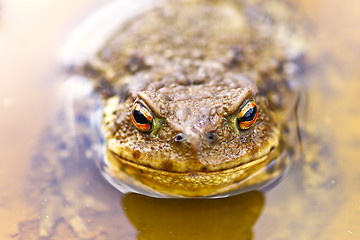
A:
133,109,149,124
241,105,256,122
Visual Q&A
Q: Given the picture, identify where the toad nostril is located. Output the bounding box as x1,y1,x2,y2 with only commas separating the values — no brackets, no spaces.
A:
206,132,216,143
174,133,184,142
270,146,275,152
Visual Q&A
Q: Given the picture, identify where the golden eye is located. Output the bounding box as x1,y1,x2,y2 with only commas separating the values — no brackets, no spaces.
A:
131,103,153,133
236,100,258,131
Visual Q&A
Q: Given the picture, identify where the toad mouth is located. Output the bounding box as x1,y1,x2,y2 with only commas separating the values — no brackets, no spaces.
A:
108,148,276,175
104,144,283,197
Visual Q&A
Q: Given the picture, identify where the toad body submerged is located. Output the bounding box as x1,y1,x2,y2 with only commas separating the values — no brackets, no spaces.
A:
90,0,304,197
27,0,314,238
30,0,309,236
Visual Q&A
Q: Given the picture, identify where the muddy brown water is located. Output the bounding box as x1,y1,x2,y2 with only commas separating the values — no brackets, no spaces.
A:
0,0,359,239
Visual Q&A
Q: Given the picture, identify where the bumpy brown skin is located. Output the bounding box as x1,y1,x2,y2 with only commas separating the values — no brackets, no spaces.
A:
89,0,302,196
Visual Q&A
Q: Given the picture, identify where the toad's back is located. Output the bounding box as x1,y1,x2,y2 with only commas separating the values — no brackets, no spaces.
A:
79,0,305,197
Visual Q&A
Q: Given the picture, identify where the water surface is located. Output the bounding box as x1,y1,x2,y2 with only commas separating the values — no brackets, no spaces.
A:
0,0,359,239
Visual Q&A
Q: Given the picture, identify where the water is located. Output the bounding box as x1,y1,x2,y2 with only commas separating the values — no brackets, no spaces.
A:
1,0,359,239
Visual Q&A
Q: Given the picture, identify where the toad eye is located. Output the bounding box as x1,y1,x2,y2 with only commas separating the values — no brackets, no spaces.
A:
236,100,258,131
131,103,153,133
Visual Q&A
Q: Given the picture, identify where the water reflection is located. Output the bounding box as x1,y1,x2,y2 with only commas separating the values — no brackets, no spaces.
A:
122,191,264,240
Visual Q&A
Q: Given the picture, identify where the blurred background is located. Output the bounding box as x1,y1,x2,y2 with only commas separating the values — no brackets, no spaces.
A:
0,0,359,239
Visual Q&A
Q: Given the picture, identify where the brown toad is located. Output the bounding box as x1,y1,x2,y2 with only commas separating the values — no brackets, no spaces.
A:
86,0,306,197
30,0,311,238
